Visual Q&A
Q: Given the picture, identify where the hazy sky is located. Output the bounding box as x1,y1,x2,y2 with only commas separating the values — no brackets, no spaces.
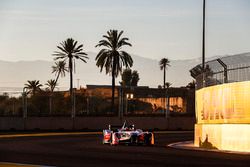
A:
0,0,250,62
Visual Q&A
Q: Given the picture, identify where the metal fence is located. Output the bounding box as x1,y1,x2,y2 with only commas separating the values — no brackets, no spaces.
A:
0,88,192,117
0,91,120,117
0,91,166,117
190,53,250,90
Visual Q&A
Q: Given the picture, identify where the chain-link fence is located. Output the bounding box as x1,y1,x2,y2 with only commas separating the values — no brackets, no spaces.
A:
190,53,250,89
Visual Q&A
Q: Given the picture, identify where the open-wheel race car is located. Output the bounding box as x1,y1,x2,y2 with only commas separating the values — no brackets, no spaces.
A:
102,121,154,146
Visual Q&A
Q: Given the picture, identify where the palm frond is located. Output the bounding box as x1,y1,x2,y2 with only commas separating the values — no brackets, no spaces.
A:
96,40,112,48
118,39,132,49
117,30,124,41
120,51,133,67
77,53,88,56
159,58,171,70
95,30,133,78
57,46,68,53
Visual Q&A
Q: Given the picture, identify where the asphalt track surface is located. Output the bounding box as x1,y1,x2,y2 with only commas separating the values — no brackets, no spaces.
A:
0,132,250,167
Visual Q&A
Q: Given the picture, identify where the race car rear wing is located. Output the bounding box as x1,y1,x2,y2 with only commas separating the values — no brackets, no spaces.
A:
108,124,122,131
108,121,135,131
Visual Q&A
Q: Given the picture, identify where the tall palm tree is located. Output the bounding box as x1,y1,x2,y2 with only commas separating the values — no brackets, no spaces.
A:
53,38,88,97
52,61,68,91
45,79,58,92
95,30,133,113
53,38,88,118
159,58,170,118
159,58,170,89
24,80,43,95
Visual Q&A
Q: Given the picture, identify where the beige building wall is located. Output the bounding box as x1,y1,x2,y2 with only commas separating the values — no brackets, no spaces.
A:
137,97,185,113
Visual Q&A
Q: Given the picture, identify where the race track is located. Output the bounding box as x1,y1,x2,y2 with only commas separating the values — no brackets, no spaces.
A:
0,132,250,167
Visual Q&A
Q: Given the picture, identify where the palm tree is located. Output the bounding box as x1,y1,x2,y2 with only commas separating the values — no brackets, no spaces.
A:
45,79,58,115
53,38,88,97
45,79,58,92
159,58,170,118
165,82,172,89
53,38,88,118
131,70,139,87
52,61,68,91
159,58,170,89
24,80,43,95
120,69,139,87
95,30,133,113
121,68,132,87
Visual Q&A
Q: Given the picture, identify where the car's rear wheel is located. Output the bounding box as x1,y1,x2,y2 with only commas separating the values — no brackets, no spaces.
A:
109,132,113,145
144,134,152,145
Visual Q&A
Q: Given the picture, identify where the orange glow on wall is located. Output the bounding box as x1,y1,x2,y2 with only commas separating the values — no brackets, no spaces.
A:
195,124,250,152
138,97,185,112
195,81,250,152
196,81,250,124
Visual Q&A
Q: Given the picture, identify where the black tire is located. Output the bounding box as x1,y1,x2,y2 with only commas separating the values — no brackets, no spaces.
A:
110,132,113,145
102,138,105,144
130,135,138,145
144,134,152,145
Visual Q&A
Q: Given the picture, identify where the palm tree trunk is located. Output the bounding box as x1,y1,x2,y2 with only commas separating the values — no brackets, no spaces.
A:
111,67,115,114
111,56,117,114
69,57,73,97
163,66,166,117
163,66,166,89
167,90,170,118
69,57,74,118
53,73,60,92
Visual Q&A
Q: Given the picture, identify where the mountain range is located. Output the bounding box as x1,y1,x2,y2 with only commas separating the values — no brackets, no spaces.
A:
1,52,249,91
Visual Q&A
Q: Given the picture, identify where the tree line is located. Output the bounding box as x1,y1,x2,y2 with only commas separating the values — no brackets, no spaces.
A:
22,29,173,116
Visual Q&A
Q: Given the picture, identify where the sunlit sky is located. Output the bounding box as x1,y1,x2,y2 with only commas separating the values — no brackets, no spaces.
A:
0,0,250,62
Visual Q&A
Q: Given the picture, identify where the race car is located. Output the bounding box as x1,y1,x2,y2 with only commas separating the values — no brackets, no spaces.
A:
102,121,154,146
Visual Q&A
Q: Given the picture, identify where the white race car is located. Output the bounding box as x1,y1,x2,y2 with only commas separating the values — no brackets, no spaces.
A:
102,121,154,145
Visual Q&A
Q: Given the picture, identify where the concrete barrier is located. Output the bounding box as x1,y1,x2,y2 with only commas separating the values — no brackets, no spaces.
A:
0,116,195,131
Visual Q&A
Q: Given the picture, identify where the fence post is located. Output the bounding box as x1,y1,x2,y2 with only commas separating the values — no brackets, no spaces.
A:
22,88,27,130
72,89,76,130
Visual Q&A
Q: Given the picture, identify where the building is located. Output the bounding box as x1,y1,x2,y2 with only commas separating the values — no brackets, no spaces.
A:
85,85,195,116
